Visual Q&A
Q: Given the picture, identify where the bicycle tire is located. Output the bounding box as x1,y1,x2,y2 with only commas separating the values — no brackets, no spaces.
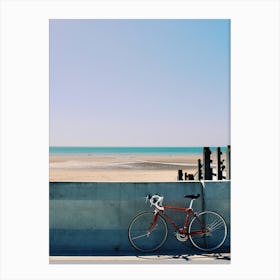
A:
188,211,227,251
128,211,168,253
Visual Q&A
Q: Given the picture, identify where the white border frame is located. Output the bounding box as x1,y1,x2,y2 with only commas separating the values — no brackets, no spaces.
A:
1,0,279,279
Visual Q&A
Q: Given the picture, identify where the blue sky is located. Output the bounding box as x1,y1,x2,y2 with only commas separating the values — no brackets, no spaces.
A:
49,19,230,146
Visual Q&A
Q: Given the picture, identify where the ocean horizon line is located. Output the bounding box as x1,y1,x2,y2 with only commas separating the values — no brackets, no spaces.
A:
50,145,229,148
49,146,228,155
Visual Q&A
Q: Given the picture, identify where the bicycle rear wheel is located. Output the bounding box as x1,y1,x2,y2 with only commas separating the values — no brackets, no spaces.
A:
188,211,227,251
128,211,168,253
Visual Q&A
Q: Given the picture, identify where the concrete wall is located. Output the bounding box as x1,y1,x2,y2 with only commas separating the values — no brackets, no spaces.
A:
49,181,230,256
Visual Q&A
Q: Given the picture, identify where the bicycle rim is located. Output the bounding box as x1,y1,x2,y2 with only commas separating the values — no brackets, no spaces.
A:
188,211,227,251
128,212,168,253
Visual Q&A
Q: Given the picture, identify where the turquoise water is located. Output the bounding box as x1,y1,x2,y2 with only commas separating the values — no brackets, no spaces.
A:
49,146,227,156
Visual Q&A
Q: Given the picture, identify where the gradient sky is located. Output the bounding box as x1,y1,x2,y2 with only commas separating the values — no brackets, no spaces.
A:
49,19,230,147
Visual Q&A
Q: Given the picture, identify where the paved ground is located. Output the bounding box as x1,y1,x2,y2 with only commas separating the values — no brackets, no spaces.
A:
49,252,230,264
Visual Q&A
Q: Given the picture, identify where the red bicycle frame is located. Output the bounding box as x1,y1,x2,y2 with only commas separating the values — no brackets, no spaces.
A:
148,205,208,237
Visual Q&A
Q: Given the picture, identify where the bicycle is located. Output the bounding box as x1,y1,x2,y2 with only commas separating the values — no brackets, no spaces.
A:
128,194,227,253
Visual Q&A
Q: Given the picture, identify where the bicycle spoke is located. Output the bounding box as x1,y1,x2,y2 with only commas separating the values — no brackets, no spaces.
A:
131,232,149,240
208,219,224,231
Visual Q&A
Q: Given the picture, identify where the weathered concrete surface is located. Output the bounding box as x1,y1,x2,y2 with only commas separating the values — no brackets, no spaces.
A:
49,181,230,256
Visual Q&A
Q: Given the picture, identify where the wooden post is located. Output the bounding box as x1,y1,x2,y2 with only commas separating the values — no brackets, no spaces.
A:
203,147,212,180
188,174,194,180
226,145,231,179
177,170,183,181
217,147,223,180
198,159,203,180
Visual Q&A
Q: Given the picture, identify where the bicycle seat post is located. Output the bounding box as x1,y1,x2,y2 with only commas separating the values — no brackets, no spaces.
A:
184,194,200,209
188,199,195,209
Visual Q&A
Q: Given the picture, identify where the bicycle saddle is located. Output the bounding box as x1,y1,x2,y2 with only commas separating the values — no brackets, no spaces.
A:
184,194,200,199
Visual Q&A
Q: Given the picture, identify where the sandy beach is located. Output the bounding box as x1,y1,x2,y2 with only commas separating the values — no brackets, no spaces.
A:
49,154,201,182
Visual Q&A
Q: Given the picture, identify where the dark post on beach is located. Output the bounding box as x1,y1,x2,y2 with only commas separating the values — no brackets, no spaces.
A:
177,170,183,181
226,145,231,180
203,147,213,180
187,174,194,180
198,159,203,180
217,147,223,180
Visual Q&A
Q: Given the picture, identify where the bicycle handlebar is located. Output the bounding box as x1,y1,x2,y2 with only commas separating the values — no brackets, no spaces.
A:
146,194,164,211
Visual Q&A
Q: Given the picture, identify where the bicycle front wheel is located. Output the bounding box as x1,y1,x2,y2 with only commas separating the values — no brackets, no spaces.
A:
188,211,227,251
128,212,168,253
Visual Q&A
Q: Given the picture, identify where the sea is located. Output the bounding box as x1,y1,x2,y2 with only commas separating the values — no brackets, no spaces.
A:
49,146,227,156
